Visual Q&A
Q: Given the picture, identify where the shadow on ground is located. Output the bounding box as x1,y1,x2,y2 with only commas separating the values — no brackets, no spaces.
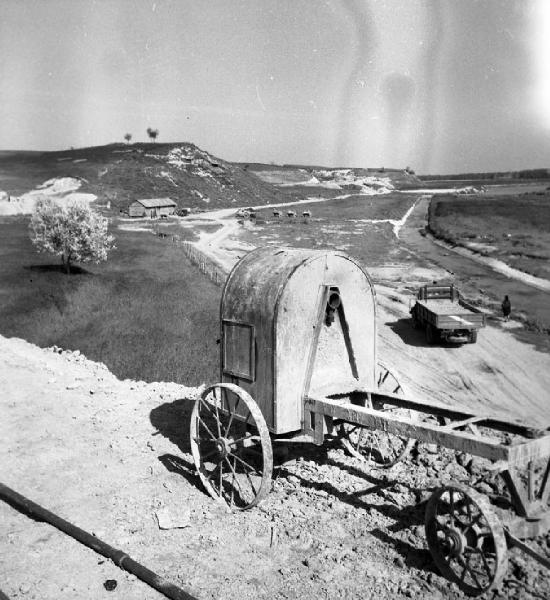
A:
149,398,195,454
150,398,203,491
385,318,429,347
386,318,473,349
24,264,91,275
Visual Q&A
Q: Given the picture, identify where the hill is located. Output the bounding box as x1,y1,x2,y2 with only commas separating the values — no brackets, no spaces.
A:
0,143,294,213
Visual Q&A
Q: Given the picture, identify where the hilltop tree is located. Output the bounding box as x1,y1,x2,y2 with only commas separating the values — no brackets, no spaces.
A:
146,127,159,142
29,198,115,274
124,133,132,144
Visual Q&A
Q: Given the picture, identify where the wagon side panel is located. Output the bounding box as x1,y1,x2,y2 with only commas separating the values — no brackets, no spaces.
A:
220,249,280,430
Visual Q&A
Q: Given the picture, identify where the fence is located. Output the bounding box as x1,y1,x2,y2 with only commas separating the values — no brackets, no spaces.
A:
177,239,228,286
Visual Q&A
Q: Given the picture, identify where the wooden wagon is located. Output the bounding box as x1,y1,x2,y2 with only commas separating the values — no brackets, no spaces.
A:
189,246,550,596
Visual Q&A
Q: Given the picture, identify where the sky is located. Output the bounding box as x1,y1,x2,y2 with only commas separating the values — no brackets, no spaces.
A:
1,0,549,174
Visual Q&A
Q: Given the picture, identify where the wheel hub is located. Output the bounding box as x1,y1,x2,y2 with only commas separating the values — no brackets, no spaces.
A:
215,438,231,458
443,527,465,558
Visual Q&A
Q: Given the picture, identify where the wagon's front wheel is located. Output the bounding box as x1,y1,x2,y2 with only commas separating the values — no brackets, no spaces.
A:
190,383,273,510
425,483,508,596
338,363,416,468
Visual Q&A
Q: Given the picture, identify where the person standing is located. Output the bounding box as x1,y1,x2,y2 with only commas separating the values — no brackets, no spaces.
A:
501,295,511,321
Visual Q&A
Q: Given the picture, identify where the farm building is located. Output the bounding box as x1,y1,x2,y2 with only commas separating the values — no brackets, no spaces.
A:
128,198,177,218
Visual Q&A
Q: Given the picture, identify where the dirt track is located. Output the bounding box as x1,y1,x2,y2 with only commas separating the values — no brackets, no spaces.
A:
2,199,550,599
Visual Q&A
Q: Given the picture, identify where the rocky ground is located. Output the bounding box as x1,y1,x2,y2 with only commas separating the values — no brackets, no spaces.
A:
1,309,549,600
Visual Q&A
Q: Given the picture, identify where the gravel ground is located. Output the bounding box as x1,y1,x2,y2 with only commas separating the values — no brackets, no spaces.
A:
1,335,549,600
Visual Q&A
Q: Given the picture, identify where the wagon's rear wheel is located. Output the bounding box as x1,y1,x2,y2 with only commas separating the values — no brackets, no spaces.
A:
338,363,416,468
425,483,508,596
190,383,273,510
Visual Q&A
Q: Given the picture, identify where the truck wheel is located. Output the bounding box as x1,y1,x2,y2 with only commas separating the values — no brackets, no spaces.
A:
426,324,437,344
470,330,478,344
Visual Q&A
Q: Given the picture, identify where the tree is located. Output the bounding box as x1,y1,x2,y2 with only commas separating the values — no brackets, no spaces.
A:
146,127,159,142
29,198,115,274
124,133,132,144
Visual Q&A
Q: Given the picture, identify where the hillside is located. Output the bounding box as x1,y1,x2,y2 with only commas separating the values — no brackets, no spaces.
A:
0,143,293,212
240,162,421,190
0,143,425,215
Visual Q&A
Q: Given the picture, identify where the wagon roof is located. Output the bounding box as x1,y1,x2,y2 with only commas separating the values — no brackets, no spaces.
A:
133,198,177,208
222,246,372,325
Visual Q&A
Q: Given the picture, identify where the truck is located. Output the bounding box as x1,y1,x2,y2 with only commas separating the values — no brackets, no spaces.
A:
410,284,486,344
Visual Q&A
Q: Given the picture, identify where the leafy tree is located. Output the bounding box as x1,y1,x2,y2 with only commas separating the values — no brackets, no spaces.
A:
124,133,132,144
146,127,159,142
29,198,115,274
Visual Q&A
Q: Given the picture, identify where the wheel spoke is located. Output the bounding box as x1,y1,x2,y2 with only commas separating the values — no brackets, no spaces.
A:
194,436,217,445
199,395,218,418
479,548,493,578
458,554,480,589
224,456,238,507
218,460,224,495
225,394,240,437
200,447,219,461
213,387,222,438
205,461,223,481
229,455,252,503
232,453,260,475
198,416,218,441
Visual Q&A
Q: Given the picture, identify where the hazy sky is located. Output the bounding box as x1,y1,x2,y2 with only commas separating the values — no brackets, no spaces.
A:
1,0,549,173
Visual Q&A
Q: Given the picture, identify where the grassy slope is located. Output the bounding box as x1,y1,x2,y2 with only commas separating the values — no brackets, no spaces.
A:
0,218,220,385
428,194,550,280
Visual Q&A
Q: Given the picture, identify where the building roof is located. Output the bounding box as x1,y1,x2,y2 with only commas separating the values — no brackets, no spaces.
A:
134,198,177,208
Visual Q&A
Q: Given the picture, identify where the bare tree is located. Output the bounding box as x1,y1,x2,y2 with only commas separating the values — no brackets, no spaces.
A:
146,127,159,142
124,133,132,144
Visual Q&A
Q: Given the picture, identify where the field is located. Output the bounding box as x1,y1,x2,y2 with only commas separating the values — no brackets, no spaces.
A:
0,217,220,384
244,194,418,268
428,193,550,280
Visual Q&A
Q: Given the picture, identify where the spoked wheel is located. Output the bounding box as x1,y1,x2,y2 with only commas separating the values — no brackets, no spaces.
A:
425,483,508,596
338,363,416,468
190,383,273,510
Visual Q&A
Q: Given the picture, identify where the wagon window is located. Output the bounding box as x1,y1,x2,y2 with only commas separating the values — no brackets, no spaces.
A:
222,320,255,381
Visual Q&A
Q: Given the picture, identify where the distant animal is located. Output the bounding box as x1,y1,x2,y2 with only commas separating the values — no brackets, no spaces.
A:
272,209,281,218
302,210,311,218
287,210,296,218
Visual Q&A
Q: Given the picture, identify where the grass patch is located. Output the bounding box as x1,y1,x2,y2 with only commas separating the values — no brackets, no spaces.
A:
238,194,417,267
0,217,220,385
428,194,550,280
